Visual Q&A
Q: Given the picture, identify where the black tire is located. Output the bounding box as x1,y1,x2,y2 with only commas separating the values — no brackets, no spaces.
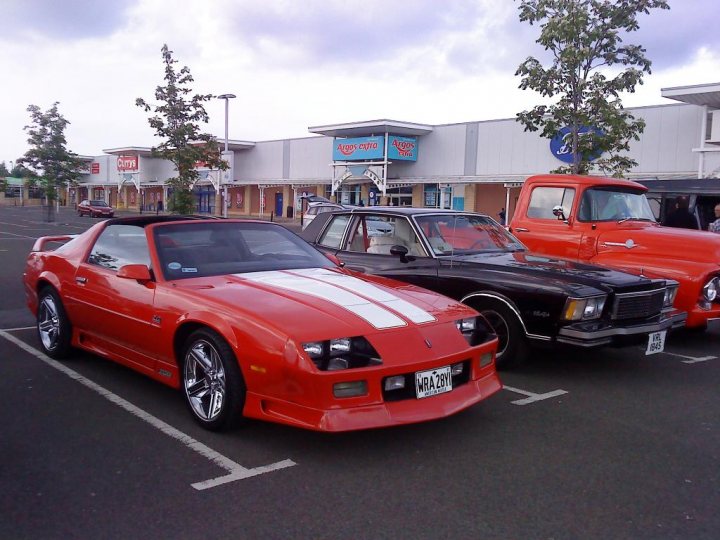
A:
471,299,529,370
36,287,73,359
181,328,246,431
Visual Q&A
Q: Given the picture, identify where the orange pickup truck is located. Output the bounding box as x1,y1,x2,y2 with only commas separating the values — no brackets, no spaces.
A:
509,174,720,330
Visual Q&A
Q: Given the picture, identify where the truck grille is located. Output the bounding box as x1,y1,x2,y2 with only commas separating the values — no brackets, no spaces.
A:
611,289,665,320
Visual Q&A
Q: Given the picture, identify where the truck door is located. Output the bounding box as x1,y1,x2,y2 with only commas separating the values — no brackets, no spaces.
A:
511,185,584,260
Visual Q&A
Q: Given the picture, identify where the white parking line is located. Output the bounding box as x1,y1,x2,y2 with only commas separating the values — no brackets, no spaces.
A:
2,326,35,331
503,385,568,405
638,347,716,364
0,330,297,490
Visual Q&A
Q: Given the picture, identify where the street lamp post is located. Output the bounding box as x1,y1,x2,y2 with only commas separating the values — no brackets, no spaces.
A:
217,93,236,219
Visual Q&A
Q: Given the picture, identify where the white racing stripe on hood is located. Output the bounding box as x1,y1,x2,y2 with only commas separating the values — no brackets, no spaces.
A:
237,270,407,329
291,268,436,324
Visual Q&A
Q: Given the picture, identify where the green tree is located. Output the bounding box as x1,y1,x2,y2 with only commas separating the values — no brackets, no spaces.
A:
515,0,669,177
18,103,83,220
0,162,9,177
136,44,226,215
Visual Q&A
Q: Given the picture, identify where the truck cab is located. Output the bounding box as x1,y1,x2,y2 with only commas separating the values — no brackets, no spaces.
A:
509,174,720,329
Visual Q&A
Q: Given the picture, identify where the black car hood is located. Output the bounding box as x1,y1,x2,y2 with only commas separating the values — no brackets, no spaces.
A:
445,250,657,291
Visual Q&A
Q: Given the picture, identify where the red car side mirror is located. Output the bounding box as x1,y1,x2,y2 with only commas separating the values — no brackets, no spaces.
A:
117,264,153,282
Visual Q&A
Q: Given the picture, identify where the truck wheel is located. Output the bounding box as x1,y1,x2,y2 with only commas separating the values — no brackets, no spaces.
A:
471,300,529,370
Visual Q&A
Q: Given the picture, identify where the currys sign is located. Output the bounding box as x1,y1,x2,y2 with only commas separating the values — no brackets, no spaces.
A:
117,155,139,171
550,126,603,164
388,135,417,161
333,136,384,161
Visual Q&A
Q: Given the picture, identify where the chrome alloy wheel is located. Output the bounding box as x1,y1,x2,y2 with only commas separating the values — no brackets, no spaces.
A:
183,339,227,422
38,295,61,351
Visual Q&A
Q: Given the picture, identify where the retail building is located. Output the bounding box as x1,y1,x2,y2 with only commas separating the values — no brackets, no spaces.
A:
66,82,720,221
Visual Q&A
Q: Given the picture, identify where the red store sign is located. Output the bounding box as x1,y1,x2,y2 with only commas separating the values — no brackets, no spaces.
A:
91,162,100,174
117,155,139,171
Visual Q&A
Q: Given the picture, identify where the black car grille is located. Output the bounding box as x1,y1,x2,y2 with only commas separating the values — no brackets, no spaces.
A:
611,289,665,320
382,361,470,402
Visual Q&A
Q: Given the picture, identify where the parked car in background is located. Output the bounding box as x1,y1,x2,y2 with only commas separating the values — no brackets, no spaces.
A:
301,200,344,229
77,199,114,218
302,207,685,369
24,216,500,432
509,174,720,330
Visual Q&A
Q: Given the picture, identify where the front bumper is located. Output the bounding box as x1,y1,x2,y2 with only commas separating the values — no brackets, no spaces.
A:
555,309,687,348
243,370,502,432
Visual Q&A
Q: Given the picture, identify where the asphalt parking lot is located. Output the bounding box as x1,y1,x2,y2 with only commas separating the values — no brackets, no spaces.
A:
1,205,719,539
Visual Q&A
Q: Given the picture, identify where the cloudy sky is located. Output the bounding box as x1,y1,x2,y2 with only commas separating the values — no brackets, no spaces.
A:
1,0,718,166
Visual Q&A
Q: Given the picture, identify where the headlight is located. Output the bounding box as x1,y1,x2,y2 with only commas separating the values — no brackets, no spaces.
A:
455,316,494,346
702,278,718,302
663,283,679,308
302,336,381,371
563,296,607,321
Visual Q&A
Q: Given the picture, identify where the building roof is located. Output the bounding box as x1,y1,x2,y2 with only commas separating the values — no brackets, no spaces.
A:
308,119,433,138
661,82,720,108
102,139,256,156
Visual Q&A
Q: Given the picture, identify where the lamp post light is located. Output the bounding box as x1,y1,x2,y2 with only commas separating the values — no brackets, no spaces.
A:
217,93,236,218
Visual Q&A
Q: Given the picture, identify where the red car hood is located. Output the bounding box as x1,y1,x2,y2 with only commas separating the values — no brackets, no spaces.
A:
172,267,470,340
596,222,720,264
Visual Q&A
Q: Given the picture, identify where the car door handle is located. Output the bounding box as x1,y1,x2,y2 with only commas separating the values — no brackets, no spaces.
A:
75,277,87,284
514,227,529,232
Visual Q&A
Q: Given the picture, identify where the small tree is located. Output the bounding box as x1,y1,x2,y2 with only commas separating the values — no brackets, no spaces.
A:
136,44,226,215
0,162,9,177
515,0,669,177
18,103,83,220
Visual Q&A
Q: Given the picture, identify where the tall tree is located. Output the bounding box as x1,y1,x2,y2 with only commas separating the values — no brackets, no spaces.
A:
515,0,669,177
18,103,83,221
136,44,226,215
0,162,9,177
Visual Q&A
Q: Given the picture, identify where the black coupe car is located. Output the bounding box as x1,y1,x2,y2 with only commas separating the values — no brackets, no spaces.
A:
301,207,687,368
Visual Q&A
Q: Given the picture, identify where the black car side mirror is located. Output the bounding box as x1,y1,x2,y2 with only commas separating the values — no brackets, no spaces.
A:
390,245,414,263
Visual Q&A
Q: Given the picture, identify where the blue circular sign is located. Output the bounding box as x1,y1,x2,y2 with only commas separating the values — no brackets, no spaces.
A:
550,126,603,163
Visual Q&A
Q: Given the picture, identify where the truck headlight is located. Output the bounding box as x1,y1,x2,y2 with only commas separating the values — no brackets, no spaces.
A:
302,336,381,371
702,278,718,302
563,296,607,321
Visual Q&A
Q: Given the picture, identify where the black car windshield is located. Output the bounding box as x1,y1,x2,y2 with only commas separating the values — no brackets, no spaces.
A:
415,214,526,255
154,221,333,280
90,200,110,207
577,187,656,222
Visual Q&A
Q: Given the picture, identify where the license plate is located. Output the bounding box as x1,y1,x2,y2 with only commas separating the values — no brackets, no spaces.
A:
415,365,452,399
645,330,666,355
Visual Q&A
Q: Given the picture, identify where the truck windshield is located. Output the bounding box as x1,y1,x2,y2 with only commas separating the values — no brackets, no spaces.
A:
578,188,656,222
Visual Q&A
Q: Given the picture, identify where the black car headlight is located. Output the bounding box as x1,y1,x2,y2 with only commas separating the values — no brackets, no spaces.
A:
302,337,381,371
563,295,607,321
702,278,718,302
455,316,494,346
663,283,679,308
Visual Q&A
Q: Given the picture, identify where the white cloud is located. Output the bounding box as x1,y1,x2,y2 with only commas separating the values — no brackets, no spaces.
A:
1,0,717,165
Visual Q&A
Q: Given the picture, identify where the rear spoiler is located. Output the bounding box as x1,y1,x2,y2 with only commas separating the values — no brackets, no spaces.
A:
31,235,77,252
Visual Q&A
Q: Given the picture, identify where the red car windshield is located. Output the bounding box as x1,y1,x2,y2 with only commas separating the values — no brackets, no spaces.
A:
154,221,334,279
90,200,110,207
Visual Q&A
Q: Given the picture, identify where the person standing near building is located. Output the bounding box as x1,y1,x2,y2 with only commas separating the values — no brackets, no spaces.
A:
498,208,506,225
708,203,720,233
664,196,698,229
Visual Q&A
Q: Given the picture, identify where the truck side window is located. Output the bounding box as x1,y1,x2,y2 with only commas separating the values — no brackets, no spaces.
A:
527,187,575,219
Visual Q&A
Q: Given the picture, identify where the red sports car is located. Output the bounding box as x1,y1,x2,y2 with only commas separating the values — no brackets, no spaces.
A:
77,199,114,218
24,217,500,432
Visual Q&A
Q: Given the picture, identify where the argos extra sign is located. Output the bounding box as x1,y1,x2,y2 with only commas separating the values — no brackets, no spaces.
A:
332,135,418,162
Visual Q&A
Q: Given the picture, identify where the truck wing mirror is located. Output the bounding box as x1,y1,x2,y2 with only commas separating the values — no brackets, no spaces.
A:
552,205,567,221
